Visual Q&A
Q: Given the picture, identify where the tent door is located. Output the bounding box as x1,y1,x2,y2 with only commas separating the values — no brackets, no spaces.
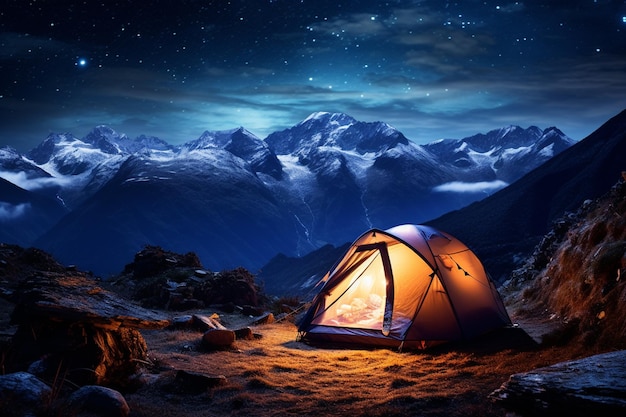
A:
356,243,394,336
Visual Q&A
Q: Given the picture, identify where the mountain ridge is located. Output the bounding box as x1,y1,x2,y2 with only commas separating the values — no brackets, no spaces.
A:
0,112,576,276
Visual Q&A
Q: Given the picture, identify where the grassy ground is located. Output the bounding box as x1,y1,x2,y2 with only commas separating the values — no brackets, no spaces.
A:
124,310,581,417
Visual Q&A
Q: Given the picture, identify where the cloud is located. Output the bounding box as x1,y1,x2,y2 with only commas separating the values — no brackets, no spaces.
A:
309,13,389,39
0,170,69,191
0,202,30,221
433,180,508,193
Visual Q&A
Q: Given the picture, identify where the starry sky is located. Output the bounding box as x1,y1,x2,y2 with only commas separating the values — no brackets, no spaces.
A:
1,0,626,152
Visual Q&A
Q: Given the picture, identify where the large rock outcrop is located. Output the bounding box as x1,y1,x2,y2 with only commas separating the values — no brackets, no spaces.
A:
490,350,626,416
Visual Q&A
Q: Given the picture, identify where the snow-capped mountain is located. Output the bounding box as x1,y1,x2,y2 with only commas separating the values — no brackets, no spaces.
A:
183,127,283,180
0,113,575,276
423,125,575,183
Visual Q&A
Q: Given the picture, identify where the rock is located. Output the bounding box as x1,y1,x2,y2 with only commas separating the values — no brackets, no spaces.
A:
251,312,275,325
194,314,256,341
202,328,236,349
0,372,51,412
11,322,148,388
168,314,194,329
234,327,254,340
194,267,259,307
490,350,626,416
193,313,227,331
173,370,227,394
123,245,202,279
7,273,167,388
64,385,130,417
242,305,264,316
165,292,203,310
11,273,170,330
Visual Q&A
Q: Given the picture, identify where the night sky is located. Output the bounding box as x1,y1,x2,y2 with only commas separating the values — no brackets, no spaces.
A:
1,0,626,152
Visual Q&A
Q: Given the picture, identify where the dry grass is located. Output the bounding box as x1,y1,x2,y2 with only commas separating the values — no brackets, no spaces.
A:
123,313,581,417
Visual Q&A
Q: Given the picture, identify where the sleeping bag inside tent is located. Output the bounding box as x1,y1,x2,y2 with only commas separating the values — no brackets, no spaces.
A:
297,224,511,349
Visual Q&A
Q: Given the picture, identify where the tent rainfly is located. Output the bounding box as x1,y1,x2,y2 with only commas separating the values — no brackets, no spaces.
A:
297,224,512,349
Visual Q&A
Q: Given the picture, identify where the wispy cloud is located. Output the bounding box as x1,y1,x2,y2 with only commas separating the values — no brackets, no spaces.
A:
309,12,389,39
0,170,71,191
0,202,30,220
433,180,508,193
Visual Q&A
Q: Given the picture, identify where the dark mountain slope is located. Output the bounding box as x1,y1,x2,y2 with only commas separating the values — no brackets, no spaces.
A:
34,154,300,276
427,108,626,283
0,178,67,245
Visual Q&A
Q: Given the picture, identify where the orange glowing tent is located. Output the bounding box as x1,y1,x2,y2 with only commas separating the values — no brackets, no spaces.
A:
297,224,511,349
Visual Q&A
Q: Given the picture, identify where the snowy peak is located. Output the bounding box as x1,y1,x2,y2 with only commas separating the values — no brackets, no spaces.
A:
463,125,543,152
26,130,125,176
182,127,283,179
535,127,575,154
27,133,79,165
0,146,52,183
125,135,176,154
423,125,575,183
265,112,407,155
225,128,283,179
266,112,356,154
300,111,357,127
83,125,130,155
184,128,240,151
338,121,409,153
83,125,178,155
185,127,260,151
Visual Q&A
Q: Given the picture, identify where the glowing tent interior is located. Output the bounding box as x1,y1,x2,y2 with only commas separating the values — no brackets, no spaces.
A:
297,224,512,349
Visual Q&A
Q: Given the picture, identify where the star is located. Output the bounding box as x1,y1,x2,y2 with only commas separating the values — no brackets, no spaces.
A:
76,58,88,68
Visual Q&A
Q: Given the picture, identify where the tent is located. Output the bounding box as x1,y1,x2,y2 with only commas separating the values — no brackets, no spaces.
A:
297,224,511,349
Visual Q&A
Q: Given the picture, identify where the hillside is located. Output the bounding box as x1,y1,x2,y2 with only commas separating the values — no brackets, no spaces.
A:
502,174,626,352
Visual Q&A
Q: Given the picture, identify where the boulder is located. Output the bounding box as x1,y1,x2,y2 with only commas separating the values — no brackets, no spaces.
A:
64,385,130,417
11,273,169,330
202,328,236,349
123,245,202,279
0,372,51,414
490,350,626,416
8,273,169,388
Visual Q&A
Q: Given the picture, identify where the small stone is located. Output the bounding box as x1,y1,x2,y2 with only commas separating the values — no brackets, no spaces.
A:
168,315,194,329
234,327,254,340
251,312,275,325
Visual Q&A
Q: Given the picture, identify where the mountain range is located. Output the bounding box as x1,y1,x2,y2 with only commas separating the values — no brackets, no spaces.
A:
0,112,575,277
